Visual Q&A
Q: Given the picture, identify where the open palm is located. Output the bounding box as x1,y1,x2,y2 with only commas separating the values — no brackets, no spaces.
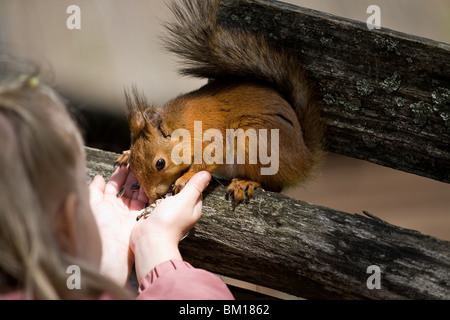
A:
89,166,149,286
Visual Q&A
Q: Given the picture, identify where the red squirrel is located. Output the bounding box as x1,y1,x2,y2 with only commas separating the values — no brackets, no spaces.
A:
116,0,326,203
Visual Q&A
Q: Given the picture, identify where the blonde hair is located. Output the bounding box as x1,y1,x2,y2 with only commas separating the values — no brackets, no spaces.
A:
0,70,129,299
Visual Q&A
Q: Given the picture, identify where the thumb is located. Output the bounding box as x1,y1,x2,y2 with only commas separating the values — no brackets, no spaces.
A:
179,171,211,202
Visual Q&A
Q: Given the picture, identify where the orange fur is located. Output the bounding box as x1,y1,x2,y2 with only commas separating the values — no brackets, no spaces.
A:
117,0,326,203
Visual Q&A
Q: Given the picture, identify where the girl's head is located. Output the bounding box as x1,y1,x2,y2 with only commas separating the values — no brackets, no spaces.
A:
0,67,122,299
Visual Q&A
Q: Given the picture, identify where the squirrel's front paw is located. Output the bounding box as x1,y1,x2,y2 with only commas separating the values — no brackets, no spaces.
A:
173,172,197,195
115,150,131,167
226,179,261,204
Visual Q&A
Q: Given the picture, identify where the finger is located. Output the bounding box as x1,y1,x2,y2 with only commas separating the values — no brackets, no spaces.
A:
128,186,150,212
137,187,149,204
117,171,141,209
130,187,139,201
178,171,211,205
89,175,106,206
105,166,130,196
123,171,140,199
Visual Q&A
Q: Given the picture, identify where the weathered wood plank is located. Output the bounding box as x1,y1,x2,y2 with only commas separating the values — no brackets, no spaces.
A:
85,147,450,299
217,0,450,183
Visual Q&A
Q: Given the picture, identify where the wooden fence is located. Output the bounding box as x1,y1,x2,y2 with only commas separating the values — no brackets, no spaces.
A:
85,0,450,299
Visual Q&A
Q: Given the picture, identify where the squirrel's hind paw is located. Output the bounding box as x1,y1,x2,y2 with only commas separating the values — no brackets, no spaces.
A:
226,179,261,204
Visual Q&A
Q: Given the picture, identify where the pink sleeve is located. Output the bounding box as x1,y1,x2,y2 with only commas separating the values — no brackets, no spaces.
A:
136,259,234,300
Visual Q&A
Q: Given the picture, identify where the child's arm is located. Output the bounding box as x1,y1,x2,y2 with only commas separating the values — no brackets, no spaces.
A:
136,259,234,300
130,171,233,299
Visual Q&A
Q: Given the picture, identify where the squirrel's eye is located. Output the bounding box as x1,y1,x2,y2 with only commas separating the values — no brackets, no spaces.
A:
156,158,166,171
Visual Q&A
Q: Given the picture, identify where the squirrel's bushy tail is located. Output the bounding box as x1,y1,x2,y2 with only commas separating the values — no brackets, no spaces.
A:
164,0,325,156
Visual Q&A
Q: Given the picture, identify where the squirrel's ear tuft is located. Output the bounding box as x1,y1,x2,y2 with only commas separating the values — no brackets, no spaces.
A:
124,86,169,139
124,86,147,139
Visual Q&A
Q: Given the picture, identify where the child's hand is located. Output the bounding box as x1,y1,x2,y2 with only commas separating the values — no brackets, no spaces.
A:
130,171,211,283
89,166,148,286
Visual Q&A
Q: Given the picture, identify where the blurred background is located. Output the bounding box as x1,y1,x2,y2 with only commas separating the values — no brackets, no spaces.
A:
0,0,449,241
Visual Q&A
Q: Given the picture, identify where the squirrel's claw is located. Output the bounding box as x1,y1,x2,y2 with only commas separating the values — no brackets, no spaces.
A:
226,179,261,204
115,150,131,167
